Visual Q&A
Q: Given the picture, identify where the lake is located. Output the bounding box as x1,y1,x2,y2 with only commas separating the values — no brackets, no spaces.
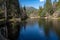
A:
0,18,60,40
17,18,60,40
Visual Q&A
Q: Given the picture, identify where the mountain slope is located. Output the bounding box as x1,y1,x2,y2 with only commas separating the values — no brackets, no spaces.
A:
26,7,38,16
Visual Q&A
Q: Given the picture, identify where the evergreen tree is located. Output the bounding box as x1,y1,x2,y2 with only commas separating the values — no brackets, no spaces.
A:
24,6,26,11
38,7,43,16
6,0,20,19
44,0,53,15
21,6,28,20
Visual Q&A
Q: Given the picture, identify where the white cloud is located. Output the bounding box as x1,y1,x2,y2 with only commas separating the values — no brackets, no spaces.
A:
39,0,44,2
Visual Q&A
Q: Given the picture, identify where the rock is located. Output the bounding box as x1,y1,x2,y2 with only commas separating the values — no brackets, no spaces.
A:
53,10,60,18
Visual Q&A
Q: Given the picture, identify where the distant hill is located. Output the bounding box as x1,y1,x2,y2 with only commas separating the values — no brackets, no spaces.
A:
25,7,38,16
26,7,38,11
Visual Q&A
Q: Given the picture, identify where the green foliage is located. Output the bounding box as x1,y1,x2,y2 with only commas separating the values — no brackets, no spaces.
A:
21,6,28,20
43,0,54,15
56,0,60,10
38,0,56,17
38,7,43,16
41,9,47,17
53,0,60,15
45,0,52,9
6,0,21,19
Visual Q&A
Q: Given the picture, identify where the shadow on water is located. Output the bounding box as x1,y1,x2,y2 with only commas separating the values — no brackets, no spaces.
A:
0,18,60,40
0,19,28,40
6,21,20,40
38,19,60,40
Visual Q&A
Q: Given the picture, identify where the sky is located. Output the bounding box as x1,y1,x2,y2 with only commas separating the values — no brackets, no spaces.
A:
19,0,58,9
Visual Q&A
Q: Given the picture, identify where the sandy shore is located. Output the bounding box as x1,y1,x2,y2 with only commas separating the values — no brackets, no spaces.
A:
29,16,40,18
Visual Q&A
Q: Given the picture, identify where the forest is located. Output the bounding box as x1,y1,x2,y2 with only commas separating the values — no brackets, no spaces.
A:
38,0,60,19
0,0,60,21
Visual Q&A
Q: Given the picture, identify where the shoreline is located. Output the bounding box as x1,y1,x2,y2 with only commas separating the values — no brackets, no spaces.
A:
0,17,60,22
29,17,60,19
29,16,40,19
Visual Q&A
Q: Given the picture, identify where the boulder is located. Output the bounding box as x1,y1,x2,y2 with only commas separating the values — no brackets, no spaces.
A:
53,10,60,18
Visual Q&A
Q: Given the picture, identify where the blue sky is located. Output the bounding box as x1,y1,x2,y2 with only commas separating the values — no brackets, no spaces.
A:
19,0,58,9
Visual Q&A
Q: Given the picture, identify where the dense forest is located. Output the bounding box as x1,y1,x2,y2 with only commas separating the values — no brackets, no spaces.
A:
0,0,60,20
38,0,60,18
0,0,28,21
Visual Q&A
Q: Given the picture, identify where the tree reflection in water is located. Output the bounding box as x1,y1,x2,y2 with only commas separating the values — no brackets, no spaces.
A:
52,19,60,40
38,19,60,40
0,19,60,40
0,20,25,40
6,21,20,40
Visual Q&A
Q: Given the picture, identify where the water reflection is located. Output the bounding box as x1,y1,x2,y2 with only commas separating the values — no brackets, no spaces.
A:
53,19,60,40
0,19,60,40
6,21,20,40
38,19,59,40
0,21,21,40
18,19,60,40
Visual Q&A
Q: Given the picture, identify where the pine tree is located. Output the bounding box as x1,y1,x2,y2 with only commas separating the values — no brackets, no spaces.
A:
44,0,53,15
6,0,20,19
38,7,43,16
45,0,52,12
24,6,26,11
21,6,28,20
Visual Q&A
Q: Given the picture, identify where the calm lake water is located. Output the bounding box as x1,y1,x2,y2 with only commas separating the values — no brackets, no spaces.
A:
17,18,60,40
0,18,60,40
